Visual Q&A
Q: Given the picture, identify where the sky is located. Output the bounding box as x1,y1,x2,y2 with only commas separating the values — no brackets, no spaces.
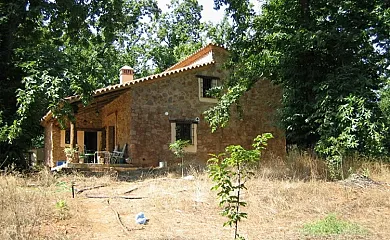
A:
157,0,262,23
157,0,226,23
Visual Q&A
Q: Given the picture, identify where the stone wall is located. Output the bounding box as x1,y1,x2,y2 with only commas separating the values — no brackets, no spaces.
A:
128,55,285,167
51,123,66,167
101,91,132,157
43,47,285,168
74,104,103,130
205,79,285,160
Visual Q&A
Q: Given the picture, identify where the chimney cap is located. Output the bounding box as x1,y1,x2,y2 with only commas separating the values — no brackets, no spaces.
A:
120,65,133,70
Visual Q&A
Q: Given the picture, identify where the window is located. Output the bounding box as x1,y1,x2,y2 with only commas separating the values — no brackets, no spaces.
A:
60,129,77,147
198,75,219,103
175,122,193,144
171,121,198,153
65,130,71,145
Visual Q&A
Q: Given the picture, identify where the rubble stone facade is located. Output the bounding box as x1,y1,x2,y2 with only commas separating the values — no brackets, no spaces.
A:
42,45,285,167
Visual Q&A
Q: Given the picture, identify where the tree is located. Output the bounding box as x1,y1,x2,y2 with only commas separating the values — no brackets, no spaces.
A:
169,139,190,178
208,0,390,160
136,0,208,74
208,133,273,239
0,0,159,168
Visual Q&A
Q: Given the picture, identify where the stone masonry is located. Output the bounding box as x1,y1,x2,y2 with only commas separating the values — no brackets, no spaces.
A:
42,45,285,167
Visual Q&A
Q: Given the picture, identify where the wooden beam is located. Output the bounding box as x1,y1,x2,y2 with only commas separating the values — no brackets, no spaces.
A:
71,105,79,148
86,195,144,199
70,122,76,148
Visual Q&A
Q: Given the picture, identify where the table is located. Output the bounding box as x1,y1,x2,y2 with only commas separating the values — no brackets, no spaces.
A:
84,153,96,163
94,151,111,164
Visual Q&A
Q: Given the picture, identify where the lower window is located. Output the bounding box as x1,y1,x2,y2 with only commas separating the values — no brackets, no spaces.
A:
171,121,197,152
175,122,193,143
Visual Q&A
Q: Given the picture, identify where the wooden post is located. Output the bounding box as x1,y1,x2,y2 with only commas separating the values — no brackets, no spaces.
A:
70,105,79,149
71,182,75,198
70,122,76,148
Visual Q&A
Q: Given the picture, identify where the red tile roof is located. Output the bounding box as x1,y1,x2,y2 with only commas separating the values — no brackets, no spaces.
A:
65,60,215,102
166,43,227,71
42,43,226,122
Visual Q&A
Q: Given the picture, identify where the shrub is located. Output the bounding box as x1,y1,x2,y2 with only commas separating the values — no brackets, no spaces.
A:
303,213,367,236
208,133,273,239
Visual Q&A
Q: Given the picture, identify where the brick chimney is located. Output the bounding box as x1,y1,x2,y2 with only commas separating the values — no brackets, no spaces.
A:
120,66,134,84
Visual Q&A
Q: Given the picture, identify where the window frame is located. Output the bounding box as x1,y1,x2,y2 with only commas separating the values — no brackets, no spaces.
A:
65,129,71,145
175,122,194,144
170,120,198,153
197,75,220,103
60,129,72,147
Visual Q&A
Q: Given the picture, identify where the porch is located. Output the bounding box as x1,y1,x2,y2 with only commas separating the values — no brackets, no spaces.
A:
51,162,140,172
59,88,132,167
67,163,138,171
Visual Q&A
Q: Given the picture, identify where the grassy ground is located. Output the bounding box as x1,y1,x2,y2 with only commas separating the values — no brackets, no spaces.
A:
1,154,389,240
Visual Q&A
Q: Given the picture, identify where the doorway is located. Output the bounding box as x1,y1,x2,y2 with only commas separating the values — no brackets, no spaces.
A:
84,131,98,152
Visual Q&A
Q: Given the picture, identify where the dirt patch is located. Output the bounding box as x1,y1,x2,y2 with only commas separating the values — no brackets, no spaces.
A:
3,169,389,240
50,172,390,240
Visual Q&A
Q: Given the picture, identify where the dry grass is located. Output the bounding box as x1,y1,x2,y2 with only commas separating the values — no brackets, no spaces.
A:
0,170,69,240
0,169,111,240
1,154,389,240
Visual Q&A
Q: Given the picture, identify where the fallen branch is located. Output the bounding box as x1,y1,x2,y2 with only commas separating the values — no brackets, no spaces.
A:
76,184,107,194
122,187,139,195
194,200,210,205
106,200,131,236
86,194,144,199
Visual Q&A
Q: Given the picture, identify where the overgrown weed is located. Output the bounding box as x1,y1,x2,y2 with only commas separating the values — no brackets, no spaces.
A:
303,213,367,236
0,170,78,239
257,149,390,181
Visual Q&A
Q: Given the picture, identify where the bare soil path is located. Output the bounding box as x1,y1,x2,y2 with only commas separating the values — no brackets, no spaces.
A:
59,175,390,240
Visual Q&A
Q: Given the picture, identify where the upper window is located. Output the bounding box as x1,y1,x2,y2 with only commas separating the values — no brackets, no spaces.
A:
198,75,219,103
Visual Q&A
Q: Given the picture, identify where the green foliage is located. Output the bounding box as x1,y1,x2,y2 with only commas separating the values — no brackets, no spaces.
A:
204,84,248,132
55,181,71,193
31,134,44,149
55,200,70,220
210,0,390,165
208,133,273,239
169,139,190,159
206,16,233,46
315,95,387,179
303,214,367,236
64,147,78,158
134,0,208,74
0,0,159,167
379,80,390,122
169,139,190,177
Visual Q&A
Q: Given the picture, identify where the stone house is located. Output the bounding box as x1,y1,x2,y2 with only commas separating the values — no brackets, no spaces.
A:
41,44,285,168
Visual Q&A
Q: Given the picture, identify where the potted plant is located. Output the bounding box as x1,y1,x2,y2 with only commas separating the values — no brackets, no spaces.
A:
64,147,79,163
79,153,85,163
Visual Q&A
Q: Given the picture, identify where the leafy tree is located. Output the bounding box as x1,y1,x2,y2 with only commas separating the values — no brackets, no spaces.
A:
137,0,208,74
208,133,273,239
0,0,159,168
169,139,190,177
206,15,233,46
316,95,387,179
209,0,389,159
